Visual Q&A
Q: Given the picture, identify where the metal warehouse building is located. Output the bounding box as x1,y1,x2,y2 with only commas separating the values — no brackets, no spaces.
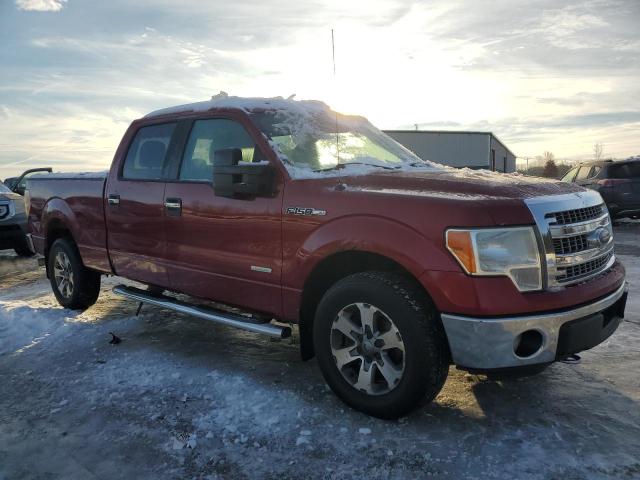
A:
383,130,516,173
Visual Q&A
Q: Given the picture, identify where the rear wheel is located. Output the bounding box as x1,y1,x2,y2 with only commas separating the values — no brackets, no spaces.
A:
48,237,101,309
313,272,449,419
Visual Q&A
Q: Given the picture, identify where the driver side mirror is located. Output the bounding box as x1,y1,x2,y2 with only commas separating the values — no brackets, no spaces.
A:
212,148,276,199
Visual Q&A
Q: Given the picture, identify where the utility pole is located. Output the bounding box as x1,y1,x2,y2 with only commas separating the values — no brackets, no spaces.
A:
517,156,532,175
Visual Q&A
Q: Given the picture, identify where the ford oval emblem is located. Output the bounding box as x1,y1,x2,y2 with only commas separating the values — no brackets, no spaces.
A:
587,227,611,248
598,227,611,244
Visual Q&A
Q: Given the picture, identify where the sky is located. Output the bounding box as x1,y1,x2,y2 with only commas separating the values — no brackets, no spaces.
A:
0,0,639,179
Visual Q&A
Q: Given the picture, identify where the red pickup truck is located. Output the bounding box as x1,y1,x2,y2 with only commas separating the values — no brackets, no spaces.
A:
27,96,628,418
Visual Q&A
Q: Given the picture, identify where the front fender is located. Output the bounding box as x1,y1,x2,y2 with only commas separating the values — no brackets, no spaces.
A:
284,214,458,290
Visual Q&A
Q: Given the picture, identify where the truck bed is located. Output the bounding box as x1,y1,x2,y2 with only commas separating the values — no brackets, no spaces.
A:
27,172,112,273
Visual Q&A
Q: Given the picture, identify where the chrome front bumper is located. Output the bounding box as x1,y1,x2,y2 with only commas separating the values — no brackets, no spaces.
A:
441,282,628,370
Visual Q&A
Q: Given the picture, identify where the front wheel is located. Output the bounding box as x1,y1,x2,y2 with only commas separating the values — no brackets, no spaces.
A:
48,237,101,309
313,272,450,419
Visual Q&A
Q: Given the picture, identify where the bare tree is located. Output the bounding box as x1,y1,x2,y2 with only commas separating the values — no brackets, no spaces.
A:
542,151,559,178
594,143,604,161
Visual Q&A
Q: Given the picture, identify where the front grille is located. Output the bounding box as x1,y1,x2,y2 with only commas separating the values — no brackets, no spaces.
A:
526,194,614,288
553,234,588,255
556,252,612,283
547,204,603,225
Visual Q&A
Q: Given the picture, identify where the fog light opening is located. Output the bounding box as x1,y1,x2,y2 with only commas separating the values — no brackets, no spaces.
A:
514,330,544,358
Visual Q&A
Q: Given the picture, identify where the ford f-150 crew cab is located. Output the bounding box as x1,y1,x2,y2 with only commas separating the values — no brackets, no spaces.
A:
27,95,628,418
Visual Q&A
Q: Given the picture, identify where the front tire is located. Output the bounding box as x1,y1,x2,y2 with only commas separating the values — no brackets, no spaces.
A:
313,272,449,419
48,237,101,309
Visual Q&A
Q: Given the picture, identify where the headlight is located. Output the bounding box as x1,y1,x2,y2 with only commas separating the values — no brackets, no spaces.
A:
445,227,542,292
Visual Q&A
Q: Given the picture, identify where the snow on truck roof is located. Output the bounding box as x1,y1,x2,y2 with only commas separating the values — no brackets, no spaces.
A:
145,92,329,118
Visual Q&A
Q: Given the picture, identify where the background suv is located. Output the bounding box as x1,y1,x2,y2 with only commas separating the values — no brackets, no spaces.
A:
562,157,640,219
0,182,33,256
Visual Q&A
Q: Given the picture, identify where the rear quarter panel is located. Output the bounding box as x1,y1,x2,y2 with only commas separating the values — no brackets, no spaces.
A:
28,177,111,273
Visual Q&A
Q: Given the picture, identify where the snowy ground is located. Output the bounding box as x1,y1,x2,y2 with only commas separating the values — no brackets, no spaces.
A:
0,224,639,480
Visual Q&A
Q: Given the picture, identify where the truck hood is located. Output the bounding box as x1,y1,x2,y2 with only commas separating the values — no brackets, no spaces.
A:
345,167,584,201
338,167,588,226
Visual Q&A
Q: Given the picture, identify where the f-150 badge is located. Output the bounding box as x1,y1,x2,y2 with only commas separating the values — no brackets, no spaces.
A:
286,207,327,216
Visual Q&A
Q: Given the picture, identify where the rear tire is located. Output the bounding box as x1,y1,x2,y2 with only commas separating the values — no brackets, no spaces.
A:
313,271,449,419
48,237,101,310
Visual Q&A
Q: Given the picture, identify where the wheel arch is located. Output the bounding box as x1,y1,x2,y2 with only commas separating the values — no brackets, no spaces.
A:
42,215,78,279
41,198,80,261
45,218,74,258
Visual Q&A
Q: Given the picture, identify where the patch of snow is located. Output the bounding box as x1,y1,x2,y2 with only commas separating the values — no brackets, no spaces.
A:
145,92,330,119
186,434,197,449
171,438,185,450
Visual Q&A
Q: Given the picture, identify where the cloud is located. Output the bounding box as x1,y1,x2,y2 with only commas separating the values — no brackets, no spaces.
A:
1,0,639,175
15,0,67,12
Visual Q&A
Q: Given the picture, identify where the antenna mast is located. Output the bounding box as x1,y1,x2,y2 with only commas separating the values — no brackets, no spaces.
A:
331,29,336,75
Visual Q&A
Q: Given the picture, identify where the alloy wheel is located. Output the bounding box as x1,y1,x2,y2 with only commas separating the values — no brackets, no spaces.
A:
330,302,405,395
53,251,74,299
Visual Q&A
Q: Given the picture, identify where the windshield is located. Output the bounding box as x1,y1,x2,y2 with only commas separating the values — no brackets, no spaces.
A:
250,109,432,172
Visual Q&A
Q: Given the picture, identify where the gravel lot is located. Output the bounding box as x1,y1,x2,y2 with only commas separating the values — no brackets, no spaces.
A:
0,222,639,480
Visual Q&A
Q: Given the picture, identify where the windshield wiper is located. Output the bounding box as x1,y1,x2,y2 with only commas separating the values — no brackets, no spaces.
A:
313,162,400,172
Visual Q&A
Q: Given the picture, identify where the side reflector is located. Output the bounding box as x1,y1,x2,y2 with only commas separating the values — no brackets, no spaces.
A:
446,230,476,274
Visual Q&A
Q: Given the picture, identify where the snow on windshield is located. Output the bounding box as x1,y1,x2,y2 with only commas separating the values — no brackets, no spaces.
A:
145,93,442,179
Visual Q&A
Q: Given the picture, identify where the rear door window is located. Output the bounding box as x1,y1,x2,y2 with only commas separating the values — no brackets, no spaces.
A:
122,123,177,180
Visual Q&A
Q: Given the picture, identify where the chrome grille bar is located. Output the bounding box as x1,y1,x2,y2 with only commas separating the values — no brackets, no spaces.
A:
553,234,588,255
546,204,604,225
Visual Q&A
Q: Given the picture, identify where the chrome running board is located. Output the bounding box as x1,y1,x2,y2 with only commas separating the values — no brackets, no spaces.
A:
113,285,291,339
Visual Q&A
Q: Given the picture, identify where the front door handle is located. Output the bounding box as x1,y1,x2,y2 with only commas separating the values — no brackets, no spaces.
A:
107,194,120,205
164,198,182,215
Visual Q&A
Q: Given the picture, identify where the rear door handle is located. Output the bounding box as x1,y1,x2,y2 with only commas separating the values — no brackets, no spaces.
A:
107,194,120,205
164,198,182,215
